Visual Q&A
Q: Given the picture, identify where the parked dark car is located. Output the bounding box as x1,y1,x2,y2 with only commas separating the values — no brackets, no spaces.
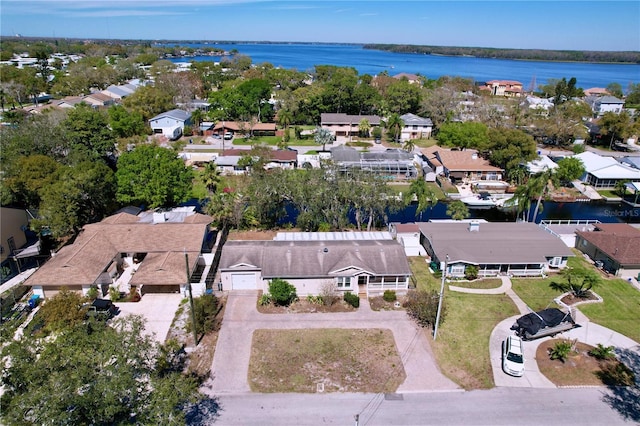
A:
84,299,119,320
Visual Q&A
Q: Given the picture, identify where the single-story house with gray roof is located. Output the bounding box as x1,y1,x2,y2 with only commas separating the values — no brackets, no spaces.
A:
417,221,574,277
219,239,412,297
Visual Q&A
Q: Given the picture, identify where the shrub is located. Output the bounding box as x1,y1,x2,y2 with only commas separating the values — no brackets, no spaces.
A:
549,340,573,362
269,279,297,306
403,289,441,328
37,288,86,332
464,265,479,280
320,280,339,306
589,343,616,360
109,286,121,302
306,295,323,305
597,362,636,386
86,286,98,300
259,293,272,306
190,293,219,335
383,290,397,302
124,287,141,302
343,291,360,308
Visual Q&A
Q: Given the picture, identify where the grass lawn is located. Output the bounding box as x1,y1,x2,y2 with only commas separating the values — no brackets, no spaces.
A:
408,257,519,389
449,279,503,290
388,182,446,200
511,253,640,343
248,328,405,393
597,189,621,198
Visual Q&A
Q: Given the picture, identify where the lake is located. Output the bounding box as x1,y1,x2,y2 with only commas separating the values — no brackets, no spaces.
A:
166,42,639,88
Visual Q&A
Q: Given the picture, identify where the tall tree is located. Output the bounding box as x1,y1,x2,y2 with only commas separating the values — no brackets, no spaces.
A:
116,145,194,208
403,179,438,220
437,122,489,151
383,113,404,142
1,316,206,425
108,105,146,138
446,200,470,221
314,126,334,151
63,103,116,162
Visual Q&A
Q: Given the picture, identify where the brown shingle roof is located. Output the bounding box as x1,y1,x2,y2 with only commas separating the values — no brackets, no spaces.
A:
576,224,640,265
27,213,211,287
435,150,503,172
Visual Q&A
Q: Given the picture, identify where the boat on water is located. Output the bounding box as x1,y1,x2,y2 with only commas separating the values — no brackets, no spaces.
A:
460,194,497,209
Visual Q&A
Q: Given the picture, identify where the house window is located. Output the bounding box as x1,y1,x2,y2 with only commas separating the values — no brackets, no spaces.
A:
450,264,465,275
358,276,368,285
7,237,16,255
336,277,351,289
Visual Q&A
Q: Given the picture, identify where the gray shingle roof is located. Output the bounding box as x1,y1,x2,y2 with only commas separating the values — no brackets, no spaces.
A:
418,222,574,264
400,113,433,126
150,109,191,123
220,240,411,278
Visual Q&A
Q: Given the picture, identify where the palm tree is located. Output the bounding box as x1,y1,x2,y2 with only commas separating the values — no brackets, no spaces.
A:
358,118,371,138
190,109,204,135
314,126,333,151
530,169,558,222
403,179,438,220
277,109,293,131
403,139,416,153
201,161,221,195
446,200,470,221
384,113,404,143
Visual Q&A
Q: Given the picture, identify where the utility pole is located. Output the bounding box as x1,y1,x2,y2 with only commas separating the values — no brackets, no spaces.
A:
184,252,198,346
433,254,449,340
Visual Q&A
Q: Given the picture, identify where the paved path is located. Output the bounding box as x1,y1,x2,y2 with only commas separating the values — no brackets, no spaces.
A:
448,276,640,388
204,291,459,395
117,294,182,343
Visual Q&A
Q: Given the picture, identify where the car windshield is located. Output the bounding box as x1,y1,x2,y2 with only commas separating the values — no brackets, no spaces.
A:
507,352,523,363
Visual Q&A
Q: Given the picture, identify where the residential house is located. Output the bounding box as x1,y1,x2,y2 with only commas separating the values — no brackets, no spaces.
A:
573,151,640,188
83,92,116,108
393,73,422,85
593,96,625,116
219,232,412,297
149,109,192,140
214,148,297,175
399,113,433,141
423,148,504,183
526,155,559,174
25,207,214,298
331,145,419,180
418,221,574,277
54,96,85,108
212,121,276,137
522,95,554,115
101,85,133,100
583,88,610,97
481,80,524,97
320,113,382,138
0,208,39,282
575,223,640,277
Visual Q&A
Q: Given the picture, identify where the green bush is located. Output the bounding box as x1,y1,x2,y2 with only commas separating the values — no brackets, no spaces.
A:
306,295,323,305
269,279,297,306
403,289,441,328
259,293,272,306
109,286,121,302
86,286,98,300
549,340,573,362
343,291,360,308
383,290,397,302
588,343,616,360
464,265,479,280
190,293,219,335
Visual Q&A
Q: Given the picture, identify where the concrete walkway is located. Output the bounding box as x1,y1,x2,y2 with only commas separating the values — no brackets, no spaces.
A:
204,291,460,395
450,275,640,388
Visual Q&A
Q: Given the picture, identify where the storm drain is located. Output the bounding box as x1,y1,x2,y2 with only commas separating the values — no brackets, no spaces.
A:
384,393,404,401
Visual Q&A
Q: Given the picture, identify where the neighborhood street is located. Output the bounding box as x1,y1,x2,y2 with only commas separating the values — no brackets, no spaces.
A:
210,387,634,425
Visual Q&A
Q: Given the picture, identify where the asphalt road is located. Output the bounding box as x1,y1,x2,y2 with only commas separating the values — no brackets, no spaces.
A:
206,387,635,426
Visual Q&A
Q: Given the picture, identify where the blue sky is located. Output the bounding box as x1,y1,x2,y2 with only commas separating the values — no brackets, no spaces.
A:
1,1,639,51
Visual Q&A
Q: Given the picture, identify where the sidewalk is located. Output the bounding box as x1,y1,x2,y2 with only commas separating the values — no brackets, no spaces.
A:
205,291,459,395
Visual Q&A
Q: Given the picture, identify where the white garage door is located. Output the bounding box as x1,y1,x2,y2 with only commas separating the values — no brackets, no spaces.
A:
231,273,256,290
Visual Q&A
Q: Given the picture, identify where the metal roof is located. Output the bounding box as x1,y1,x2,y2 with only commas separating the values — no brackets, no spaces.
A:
274,231,392,241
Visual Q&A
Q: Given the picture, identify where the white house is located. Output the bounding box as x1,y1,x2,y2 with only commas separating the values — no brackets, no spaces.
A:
399,113,433,141
593,96,625,116
149,109,191,140
573,151,640,188
526,155,559,174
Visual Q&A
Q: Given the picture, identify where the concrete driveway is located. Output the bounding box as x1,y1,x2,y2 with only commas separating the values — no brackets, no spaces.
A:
204,291,459,395
115,293,182,343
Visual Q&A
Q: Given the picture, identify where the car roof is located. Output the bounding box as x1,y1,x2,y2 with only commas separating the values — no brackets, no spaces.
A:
507,335,523,354
92,298,113,309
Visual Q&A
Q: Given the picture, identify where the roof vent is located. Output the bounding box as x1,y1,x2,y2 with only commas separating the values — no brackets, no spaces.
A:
323,247,328,253
471,152,478,160
469,220,480,232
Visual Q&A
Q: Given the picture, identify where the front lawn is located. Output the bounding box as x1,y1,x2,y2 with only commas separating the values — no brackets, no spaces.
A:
511,265,640,343
248,328,405,393
388,182,446,200
408,257,519,389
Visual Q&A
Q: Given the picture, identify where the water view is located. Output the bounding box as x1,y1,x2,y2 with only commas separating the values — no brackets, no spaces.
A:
167,43,639,88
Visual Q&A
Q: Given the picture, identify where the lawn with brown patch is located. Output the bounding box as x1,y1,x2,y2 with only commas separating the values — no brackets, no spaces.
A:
248,328,405,393
537,339,635,387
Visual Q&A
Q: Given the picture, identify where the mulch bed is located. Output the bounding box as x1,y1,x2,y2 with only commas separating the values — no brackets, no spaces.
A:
256,293,356,314
560,291,599,306
537,339,634,387
369,296,404,311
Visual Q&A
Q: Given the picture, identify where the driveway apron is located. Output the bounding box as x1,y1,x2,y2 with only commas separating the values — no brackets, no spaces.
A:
207,291,459,394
